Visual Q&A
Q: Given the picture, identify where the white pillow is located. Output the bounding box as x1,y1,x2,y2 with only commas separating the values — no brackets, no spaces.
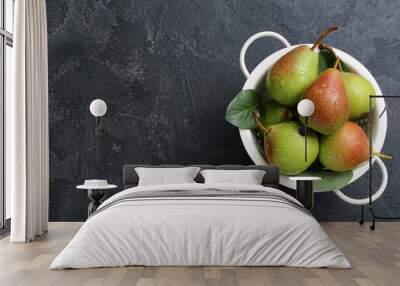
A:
200,169,266,185
135,167,200,186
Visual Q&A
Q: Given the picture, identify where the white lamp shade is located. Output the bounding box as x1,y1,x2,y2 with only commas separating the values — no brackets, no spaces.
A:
90,99,107,117
297,99,315,117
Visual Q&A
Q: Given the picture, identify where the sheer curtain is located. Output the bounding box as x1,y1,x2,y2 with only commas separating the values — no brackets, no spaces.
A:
9,0,49,242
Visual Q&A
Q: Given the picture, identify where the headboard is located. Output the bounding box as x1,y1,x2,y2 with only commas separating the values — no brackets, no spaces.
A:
122,164,280,189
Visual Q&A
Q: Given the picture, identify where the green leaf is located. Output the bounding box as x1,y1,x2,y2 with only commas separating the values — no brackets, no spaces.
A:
225,89,261,129
299,170,353,192
318,49,351,74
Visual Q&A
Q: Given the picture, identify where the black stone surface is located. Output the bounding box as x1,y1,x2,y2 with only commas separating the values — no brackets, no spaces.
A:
47,0,400,221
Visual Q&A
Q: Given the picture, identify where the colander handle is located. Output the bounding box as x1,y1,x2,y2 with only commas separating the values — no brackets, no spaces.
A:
333,157,388,205
240,32,291,78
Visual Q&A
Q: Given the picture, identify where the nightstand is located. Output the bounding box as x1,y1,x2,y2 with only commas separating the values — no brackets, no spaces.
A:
289,176,321,210
77,183,117,216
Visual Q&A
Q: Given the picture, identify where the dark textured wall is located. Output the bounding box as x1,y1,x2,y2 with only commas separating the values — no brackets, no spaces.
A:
47,0,400,221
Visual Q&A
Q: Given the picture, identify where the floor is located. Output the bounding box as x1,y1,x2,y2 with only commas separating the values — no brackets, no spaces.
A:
0,222,399,286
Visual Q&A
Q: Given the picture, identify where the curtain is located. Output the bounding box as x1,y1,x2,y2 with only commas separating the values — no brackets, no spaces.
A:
9,0,49,242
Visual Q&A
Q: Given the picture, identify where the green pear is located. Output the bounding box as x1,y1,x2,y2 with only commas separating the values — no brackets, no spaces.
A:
254,113,319,175
301,68,349,135
266,26,338,106
256,100,293,144
266,46,319,106
319,121,369,172
341,72,376,119
260,99,293,127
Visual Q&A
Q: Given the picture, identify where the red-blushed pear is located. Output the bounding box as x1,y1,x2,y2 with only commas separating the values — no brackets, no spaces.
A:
301,66,350,135
319,121,392,172
319,121,369,172
266,46,319,106
266,26,338,106
254,112,319,175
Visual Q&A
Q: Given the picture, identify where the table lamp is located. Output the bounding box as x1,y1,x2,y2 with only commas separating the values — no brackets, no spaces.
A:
89,99,107,178
297,99,315,162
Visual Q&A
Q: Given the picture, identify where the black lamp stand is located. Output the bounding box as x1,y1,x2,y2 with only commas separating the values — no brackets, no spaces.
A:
95,116,104,178
359,95,399,230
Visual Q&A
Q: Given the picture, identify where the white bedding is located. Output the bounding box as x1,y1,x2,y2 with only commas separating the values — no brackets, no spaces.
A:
50,183,350,269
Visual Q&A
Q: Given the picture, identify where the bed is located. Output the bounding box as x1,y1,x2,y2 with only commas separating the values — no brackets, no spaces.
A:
50,165,350,269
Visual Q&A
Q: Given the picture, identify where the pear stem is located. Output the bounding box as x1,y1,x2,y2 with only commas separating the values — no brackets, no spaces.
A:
372,151,393,160
320,43,343,71
333,58,340,70
253,111,271,135
311,26,339,51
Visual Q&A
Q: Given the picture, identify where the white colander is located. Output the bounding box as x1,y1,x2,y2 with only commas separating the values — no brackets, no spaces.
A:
239,31,388,205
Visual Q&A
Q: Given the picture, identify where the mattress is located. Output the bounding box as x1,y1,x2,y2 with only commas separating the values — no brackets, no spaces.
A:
50,183,350,269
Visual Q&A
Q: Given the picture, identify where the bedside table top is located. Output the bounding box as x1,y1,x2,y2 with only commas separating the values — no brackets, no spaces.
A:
77,184,117,190
289,176,321,181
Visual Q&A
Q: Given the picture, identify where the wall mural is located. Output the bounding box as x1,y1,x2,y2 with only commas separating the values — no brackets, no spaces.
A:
47,0,400,221
226,27,391,205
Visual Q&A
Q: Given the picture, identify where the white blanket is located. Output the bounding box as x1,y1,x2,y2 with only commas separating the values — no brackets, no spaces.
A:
50,183,350,269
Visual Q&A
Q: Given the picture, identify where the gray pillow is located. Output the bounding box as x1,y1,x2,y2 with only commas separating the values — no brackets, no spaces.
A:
135,167,201,186
200,169,266,185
